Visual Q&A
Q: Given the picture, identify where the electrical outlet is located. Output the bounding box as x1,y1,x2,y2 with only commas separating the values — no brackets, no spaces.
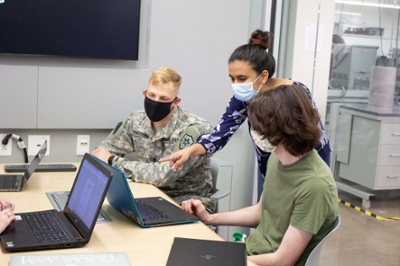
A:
77,135,90,155
28,135,50,156
0,134,12,156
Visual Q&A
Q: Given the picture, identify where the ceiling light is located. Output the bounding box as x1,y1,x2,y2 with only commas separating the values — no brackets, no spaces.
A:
335,0,400,9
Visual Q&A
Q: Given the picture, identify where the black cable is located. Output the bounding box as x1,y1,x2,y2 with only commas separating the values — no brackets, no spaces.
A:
1,134,28,163
22,148,28,164
1,134,12,146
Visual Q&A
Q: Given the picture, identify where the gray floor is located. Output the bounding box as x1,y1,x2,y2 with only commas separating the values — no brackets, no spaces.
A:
320,190,400,266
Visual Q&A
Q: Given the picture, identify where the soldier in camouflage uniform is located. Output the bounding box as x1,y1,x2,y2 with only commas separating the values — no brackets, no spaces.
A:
92,67,216,212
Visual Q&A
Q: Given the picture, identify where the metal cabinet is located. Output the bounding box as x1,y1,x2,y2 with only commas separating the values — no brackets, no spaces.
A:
330,103,400,208
377,123,400,187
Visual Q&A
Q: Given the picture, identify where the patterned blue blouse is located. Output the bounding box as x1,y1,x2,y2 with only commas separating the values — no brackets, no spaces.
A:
197,80,331,180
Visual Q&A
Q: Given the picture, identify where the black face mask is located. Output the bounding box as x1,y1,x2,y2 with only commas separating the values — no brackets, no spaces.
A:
144,96,176,122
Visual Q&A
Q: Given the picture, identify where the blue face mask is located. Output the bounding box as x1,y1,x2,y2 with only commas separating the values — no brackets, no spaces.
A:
231,75,262,102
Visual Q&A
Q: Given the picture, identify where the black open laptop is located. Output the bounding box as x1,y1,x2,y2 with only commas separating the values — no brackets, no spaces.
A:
0,153,113,252
0,140,47,192
93,156,200,228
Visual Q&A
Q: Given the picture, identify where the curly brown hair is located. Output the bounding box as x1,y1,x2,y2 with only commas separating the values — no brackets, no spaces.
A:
248,85,321,156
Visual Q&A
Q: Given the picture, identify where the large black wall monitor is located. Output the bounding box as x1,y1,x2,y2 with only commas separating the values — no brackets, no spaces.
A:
0,0,141,60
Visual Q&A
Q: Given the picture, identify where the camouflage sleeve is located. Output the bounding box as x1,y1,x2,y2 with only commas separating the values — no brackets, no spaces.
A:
173,125,204,152
112,123,212,187
100,118,135,156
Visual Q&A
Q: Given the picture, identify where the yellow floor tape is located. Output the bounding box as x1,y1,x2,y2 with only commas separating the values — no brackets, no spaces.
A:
338,198,400,221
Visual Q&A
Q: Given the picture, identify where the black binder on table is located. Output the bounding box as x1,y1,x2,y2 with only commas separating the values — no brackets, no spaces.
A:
166,237,247,266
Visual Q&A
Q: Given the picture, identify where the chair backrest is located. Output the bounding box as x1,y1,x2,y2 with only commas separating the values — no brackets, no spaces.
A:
210,157,221,194
305,215,341,266
209,157,229,202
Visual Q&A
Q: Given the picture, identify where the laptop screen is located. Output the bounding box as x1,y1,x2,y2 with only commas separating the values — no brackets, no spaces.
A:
23,141,47,181
67,158,109,229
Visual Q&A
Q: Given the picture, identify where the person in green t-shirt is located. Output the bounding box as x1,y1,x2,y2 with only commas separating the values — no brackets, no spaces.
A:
181,84,338,266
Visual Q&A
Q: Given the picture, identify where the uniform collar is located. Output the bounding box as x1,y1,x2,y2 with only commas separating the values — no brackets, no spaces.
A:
144,106,181,142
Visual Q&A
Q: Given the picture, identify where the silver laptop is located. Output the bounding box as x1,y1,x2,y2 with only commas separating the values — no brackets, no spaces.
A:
0,140,47,192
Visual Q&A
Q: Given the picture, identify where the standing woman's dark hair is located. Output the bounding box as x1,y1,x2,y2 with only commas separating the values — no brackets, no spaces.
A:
228,29,276,78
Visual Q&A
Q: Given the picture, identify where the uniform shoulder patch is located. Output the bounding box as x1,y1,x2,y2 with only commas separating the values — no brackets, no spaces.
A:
179,134,194,149
113,121,123,135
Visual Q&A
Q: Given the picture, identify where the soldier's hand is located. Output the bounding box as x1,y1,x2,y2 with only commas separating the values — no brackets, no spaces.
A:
91,147,112,163
159,149,190,170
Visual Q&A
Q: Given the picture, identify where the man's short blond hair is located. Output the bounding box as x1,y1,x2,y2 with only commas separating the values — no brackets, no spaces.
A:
149,67,182,93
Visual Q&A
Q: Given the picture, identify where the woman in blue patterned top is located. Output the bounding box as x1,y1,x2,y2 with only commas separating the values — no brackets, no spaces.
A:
160,29,331,200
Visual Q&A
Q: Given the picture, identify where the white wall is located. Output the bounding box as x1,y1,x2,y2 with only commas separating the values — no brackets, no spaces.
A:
0,0,253,160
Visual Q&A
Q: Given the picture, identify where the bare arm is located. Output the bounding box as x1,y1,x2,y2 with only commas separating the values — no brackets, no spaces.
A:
248,225,313,266
182,197,262,227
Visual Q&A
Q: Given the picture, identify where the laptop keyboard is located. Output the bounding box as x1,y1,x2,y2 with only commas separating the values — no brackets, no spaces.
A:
4,163,77,173
0,175,19,189
25,211,72,244
135,200,169,221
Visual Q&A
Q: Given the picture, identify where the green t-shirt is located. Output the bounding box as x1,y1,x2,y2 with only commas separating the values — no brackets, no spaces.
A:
246,150,338,266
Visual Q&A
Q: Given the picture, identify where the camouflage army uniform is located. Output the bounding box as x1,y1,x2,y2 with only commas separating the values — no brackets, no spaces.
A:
101,106,216,212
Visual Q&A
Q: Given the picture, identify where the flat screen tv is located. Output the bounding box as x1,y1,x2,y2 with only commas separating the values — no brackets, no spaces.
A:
0,0,141,60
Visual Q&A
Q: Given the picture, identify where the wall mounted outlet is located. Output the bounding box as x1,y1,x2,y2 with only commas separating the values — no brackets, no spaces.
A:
77,135,90,155
28,135,50,156
0,134,12,156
